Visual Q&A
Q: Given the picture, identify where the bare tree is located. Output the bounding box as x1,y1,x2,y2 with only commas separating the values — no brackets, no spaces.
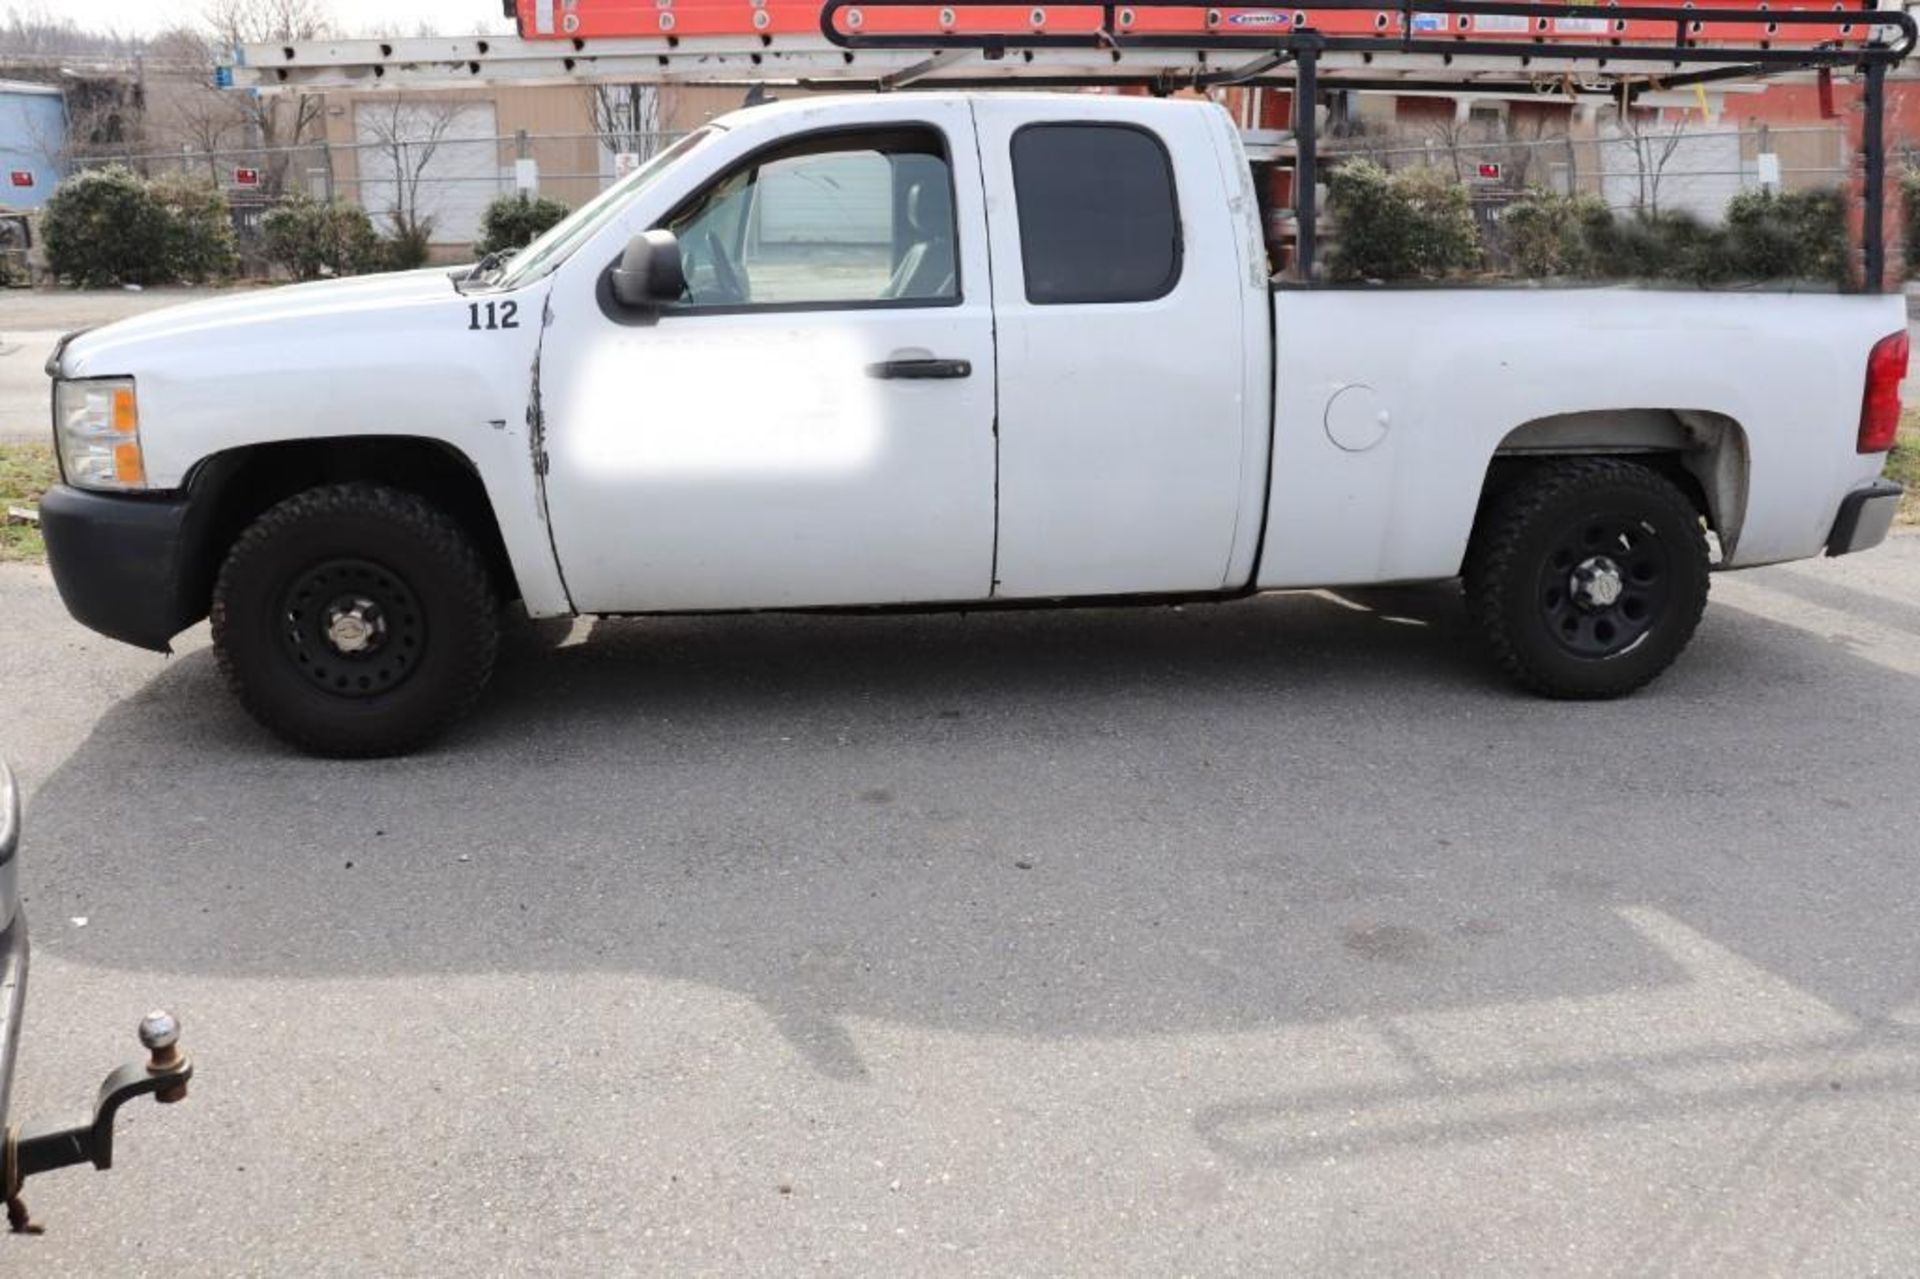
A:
0,5,149,66
592,85,666,162
357,98,467,243
145,25,249,182
1418,115,1476,183
1495,111,1561,192
1610,105,1690,214
202,0,331,193
2,0,330,187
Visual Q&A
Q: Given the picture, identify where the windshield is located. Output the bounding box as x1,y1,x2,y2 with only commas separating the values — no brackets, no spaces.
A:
489,126,720,290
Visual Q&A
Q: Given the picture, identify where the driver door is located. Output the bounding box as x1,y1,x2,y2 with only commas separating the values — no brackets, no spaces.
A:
537,105,996,613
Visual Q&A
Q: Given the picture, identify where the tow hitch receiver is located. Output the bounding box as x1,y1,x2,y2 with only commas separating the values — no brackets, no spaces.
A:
3,1012,193,1234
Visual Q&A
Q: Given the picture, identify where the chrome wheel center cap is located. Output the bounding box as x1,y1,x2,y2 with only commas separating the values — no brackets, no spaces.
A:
1570,556,1624,609
324,598,383,654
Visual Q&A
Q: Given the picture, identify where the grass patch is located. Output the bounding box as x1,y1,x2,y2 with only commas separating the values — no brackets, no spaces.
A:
0,443,57,562
1889,413,1920,525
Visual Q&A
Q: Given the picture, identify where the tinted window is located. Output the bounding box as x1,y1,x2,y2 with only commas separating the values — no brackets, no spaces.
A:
663,128,958,309
1010,124,1180,305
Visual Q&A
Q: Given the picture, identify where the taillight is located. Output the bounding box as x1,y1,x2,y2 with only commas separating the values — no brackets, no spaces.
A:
1859,329,1908,453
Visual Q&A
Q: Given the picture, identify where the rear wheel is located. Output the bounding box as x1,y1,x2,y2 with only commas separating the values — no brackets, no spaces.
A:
1465,458,1709,699
211,484,499,756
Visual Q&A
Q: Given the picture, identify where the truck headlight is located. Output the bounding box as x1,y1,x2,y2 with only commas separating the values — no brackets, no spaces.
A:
54,377,146,491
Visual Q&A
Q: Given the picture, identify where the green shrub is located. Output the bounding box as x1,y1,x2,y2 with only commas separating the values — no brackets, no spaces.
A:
1498,189,1610,279
42,166,242,286
476,192,570,257
1549,188,1852,287
381,213,435,271
1722,187,1850,286
261,196,384,281
1326,160,1482,282
42,165,171,287
150,174,239,283
1584,207,1732,285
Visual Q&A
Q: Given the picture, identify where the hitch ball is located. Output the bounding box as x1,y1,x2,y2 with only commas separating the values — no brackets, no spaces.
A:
138,1011,187,1103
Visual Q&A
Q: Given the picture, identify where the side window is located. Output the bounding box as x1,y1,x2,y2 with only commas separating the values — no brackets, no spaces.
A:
662,127,959,309
1010,123,1181,305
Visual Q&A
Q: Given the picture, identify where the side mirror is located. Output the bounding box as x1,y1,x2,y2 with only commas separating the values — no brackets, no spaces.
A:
610,229,686,310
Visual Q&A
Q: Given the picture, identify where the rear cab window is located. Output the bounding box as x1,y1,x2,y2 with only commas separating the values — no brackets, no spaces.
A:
1009,123,1182,305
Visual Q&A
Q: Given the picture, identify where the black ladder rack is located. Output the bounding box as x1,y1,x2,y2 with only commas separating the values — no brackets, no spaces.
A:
822,0,1918,287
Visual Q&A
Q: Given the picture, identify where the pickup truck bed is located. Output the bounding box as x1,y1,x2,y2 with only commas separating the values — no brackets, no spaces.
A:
1262,286,1901,586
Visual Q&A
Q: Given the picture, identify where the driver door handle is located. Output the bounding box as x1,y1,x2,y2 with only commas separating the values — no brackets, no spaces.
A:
866,357,972,380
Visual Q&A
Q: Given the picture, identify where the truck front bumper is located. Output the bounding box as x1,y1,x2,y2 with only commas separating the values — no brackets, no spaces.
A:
1826,480,1904,558
39,485,210,653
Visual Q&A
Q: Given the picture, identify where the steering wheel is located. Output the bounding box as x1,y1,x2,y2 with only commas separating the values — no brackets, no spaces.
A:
702,231,746,304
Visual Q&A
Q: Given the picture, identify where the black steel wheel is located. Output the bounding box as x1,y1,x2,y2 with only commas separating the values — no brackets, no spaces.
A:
1536,512,1673,660
212,484,499,756
279,558,427,698
1466,458,1709,699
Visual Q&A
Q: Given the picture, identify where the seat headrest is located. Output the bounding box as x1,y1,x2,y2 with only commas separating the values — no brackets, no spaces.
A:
905,180,930,236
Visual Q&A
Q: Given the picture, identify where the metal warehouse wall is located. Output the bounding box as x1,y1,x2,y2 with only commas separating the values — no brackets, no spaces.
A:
0,81,65,209
317,84,602,249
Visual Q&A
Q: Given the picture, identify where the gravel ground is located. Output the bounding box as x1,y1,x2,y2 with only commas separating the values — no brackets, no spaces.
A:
1,534,1918,1274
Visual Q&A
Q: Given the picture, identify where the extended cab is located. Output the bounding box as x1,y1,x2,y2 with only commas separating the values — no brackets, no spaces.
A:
39,92,1908,755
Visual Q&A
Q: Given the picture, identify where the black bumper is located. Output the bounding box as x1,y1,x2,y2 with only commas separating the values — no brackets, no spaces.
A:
40,485,214,652
1826,480,1904,558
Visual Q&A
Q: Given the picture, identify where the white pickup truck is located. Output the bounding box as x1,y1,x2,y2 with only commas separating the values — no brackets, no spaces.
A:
39,92,1908,755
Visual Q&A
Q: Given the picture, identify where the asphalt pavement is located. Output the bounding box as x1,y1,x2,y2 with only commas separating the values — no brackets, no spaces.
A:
2,535,1918,1274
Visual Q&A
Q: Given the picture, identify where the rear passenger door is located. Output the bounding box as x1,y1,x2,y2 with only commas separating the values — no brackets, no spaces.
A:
972,99,1265,599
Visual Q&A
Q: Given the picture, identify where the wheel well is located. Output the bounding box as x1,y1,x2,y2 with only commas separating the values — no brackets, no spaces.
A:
1478,409,1749,559
184,437,519,614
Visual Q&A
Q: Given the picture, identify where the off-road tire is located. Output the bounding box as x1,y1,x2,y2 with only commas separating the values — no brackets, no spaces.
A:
1465,458,1710,699
211,484,499,756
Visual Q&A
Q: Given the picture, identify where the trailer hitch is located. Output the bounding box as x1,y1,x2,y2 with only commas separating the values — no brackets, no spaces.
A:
3,1011,192,1234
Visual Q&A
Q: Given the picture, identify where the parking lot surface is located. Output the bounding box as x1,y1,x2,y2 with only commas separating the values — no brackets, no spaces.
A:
2,535,1917,1274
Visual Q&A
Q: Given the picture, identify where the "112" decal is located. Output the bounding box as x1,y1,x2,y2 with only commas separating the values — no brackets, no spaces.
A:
467,300,520,330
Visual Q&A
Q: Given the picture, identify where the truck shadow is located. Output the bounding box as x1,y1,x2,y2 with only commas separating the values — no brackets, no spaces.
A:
17,582,1920,1093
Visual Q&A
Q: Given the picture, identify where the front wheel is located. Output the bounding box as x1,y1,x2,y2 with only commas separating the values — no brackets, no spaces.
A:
1464,458,1710,699
211,484,499,756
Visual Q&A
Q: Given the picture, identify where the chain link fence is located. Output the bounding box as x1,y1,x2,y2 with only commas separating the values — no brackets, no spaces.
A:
1328,120,1852,217
66,117,1873,276
1313,117,1884,276
71,130,687,269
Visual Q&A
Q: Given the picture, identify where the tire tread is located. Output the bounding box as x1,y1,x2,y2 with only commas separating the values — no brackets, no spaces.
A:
1465,458,1709,699
211,483,498,756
